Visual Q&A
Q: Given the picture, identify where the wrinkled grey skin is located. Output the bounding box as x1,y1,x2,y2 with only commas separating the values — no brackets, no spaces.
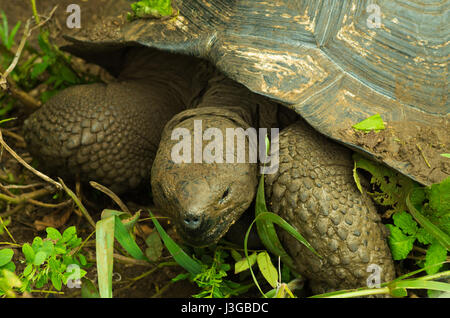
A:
23,49,395,292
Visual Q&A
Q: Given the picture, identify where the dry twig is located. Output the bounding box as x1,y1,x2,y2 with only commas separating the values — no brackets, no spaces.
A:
0,129,62,189
0,5,58,108
90,181,131,214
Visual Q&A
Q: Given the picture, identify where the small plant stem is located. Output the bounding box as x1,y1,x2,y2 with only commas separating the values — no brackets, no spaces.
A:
0,216,16,243
0,242,21,247
30,0,41,24
413,246,428,254
0,130,62,189
90,181,130,214
415,270,450,282
0,203,24,218
416,144,431,168
151,280,174,298
311,287,391,298
0,128,26,144
0,6,57,92
7,80,42,109
27,198,72,209
69,229,96,257
58,178,96,229
30,289,64,295
0,187,51,204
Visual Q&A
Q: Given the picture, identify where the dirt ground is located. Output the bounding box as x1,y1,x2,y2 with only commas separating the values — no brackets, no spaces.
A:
339,120,449,186
0,0,207,298
0,0,446,299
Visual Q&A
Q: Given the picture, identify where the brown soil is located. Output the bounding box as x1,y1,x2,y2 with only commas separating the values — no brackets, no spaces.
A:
339,120,450,186
0,0,204,299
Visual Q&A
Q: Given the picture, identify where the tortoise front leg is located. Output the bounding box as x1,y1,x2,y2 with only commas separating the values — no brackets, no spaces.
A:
265,120,396,293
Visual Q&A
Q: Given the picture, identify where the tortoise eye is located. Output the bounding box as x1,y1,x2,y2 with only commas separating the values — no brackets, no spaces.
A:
219,187,230,203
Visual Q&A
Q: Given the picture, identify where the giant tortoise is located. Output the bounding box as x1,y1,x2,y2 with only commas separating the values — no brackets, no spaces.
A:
23,0,448,293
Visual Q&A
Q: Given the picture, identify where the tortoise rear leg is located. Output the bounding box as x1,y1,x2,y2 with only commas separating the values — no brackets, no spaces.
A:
265,120,395,294
23,80,184,194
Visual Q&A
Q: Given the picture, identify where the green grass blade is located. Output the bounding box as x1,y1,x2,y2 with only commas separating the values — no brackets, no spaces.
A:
113,215,147,261
1,11,8,47
244,211,320,297
149,210,202,275
406,192,450,250
7,21,21,50
95,216,114,298
255,175,296,269
255,212,321,259
392,280,450,293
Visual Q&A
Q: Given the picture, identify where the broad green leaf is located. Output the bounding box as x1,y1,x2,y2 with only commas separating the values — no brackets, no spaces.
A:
51,272,62,291
353,153,417,211
62,226,77,243
352,113,385,132
235,252,257,274
31,59,49,79
427,177,450,218
1,269,22,289
23,264,33,277
32,236,43,251
406,192,450,250
81,278,100,298
256,252,278,289
60,66,79,84
41,240,55,257
33,251,47,265
230,249,242,262
144,231,163,262
77,253,87,266
130,0,174,18
416,228,434,245
386,224,415,260
96,216,114,298
424,242,447,275
46,227,62,241
149,210,202,275
48,257,60,272
389,286,408,297
2,262,15,273
440,154,450,158
0,249,13,267
393,211,418,236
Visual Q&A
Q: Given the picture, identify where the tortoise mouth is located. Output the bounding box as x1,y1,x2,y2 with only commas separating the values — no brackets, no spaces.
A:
175,208,237,247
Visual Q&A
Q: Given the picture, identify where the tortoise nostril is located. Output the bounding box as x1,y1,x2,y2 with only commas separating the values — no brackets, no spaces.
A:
183,214,202,230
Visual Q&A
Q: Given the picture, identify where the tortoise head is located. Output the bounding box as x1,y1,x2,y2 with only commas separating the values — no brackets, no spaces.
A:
150,112,258,247
151,161,257,246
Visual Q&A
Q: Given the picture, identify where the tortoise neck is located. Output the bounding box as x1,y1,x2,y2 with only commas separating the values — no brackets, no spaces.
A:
119,48,213,109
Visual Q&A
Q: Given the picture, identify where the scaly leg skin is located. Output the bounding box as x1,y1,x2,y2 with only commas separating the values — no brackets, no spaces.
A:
265,120,396,294
23,50,210,194
23,80,185,194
